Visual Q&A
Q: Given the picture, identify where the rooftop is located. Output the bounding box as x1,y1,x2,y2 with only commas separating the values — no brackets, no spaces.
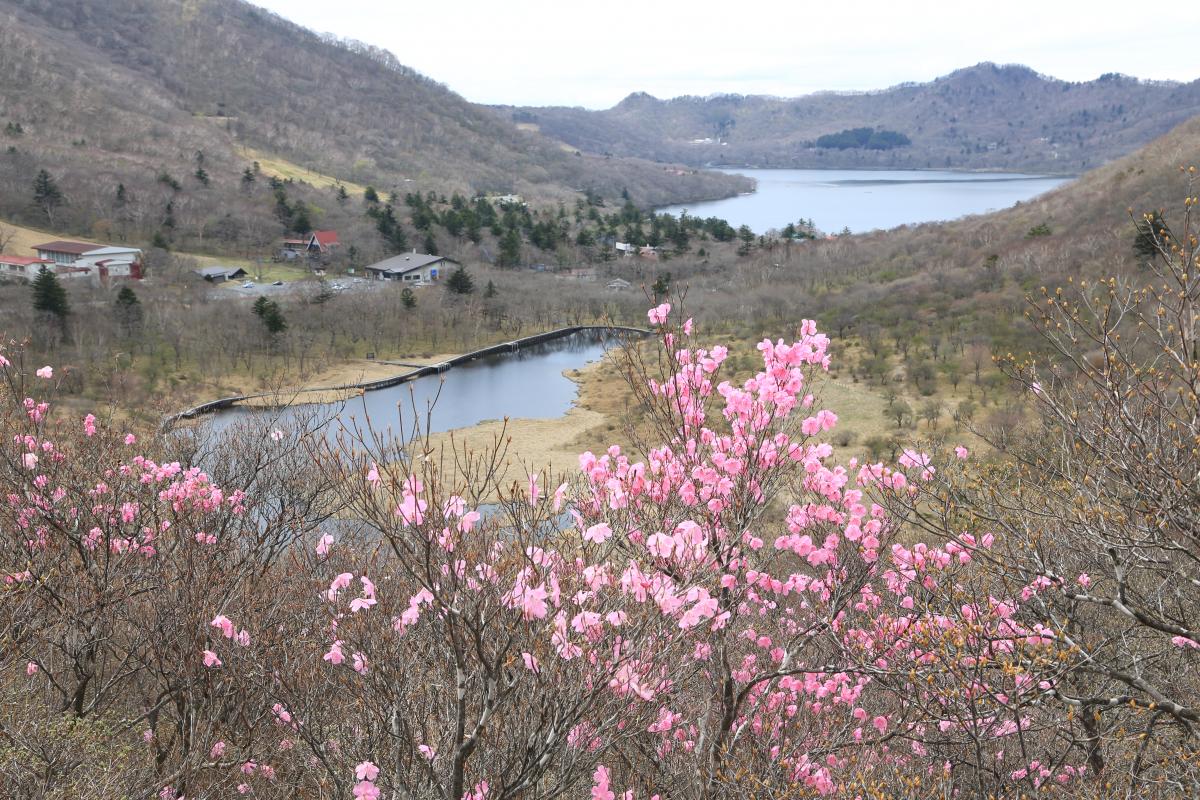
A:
0,255,52,266
82,245,143,256
33,240,100,255
365,252,457,274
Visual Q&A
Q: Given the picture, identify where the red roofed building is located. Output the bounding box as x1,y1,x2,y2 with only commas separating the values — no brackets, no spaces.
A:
307,230,339,254
33,240,100,267
0,255,53,281
30,241,143,281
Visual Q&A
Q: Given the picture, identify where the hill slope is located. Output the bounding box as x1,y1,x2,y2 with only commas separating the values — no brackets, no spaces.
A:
500,64,1200,173
680,112,1200,377
0,0,748,244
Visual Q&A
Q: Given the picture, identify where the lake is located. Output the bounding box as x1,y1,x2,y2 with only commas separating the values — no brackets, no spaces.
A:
205,329,621,448
658,168,1072,234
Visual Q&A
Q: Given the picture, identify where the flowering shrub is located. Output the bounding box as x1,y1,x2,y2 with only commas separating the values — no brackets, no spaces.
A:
2,283,1174,797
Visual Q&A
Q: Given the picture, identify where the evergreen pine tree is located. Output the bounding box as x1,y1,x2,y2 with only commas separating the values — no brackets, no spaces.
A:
291,204,312,235
114,285,144,337
400,288,417,309
32,266,70,318
498,227,521,267
253,297,287,337
484,280,497,299
31,266,70,342
262,303,287,336
32,169,64,225
445,265,475,295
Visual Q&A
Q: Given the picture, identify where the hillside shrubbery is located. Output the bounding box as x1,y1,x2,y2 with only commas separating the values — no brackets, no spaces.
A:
4,187,1199,799
814,127,912,150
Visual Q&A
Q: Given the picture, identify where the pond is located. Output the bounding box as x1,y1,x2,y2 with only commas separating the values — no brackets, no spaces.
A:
203,329,623,448
658,168,1072,234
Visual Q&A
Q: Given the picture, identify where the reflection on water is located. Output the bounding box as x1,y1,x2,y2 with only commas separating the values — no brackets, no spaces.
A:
203,329,622,449
658,168,1072,234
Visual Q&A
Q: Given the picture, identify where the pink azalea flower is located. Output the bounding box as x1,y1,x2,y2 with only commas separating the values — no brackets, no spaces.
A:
210,741,226,759
210,615,235,639
26,661,38,676
36,365,53,379
353,782,381,800
583,522,612,544
592,765,615,800
315,533,334,557
518,584,549,620
323,641,345,665
552,482,568,511
355,761,380,781
954,445,969,459
202,650,222,668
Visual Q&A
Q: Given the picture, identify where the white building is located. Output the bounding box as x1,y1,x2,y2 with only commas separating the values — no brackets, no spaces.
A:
31,241,144,280
0,255,53,281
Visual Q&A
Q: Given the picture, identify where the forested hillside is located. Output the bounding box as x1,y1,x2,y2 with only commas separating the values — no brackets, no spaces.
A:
0,0,748,249
501,63,1200,172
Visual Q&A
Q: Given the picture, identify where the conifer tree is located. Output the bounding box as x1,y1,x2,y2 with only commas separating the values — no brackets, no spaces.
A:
32,169,64,225
114,286,144,337
31,266,69,320
498,227,521,267
445,265,474,295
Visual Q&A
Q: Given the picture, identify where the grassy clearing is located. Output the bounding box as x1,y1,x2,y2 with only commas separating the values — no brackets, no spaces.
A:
240,148,368,196
0,218,85,256
206,260,313,285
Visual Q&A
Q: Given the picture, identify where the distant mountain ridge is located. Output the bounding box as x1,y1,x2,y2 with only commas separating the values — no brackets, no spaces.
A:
497,63,1200,173
0,0,747,243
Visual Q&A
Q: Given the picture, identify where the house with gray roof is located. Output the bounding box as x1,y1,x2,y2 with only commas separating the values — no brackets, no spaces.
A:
363,252,457,284
193,266,248,282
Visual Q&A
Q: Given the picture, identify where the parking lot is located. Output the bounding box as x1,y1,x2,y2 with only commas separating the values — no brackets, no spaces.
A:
214,276,375,298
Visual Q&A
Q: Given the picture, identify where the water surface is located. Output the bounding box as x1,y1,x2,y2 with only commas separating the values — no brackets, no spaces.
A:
205,330,618,448
659,168,1071,234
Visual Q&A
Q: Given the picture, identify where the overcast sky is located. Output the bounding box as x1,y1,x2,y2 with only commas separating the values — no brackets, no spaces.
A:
250,0,1200,109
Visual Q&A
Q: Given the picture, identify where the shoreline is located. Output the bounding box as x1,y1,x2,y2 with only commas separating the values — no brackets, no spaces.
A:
165,325,650,426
